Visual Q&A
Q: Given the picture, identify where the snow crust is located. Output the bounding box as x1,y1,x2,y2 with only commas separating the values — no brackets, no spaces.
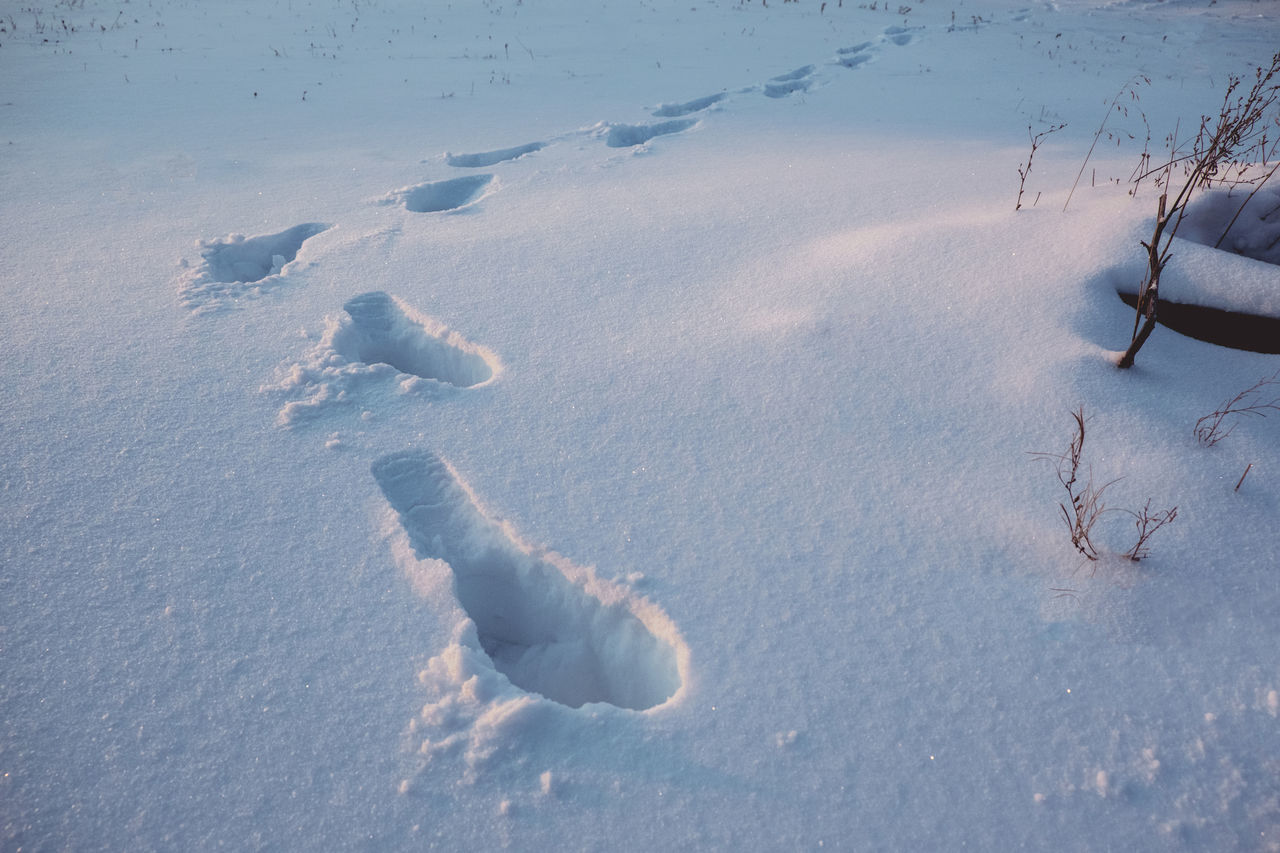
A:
3,0,1279,850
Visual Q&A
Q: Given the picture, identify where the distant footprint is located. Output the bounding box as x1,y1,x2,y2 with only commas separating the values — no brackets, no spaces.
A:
178,222,329,314
882,25,922,46
267,291,499,425
763,65,815,99
652,92,726,118
445,142,545,168
385,174,494,213
604,118,697,148
372,450,684,711
836,42,876,69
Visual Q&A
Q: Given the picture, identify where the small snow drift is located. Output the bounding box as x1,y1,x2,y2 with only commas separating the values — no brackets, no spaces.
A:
395,175,494,213
1115,291,1280,354
764,66,814,98
445,143,545,168
200,223,329,284
334,292,496,386
1177,186,1280,266
652,93,726,117
605,119,696,148
372,451,684,711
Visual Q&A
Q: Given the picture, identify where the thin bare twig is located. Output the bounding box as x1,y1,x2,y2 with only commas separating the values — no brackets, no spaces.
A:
1123,500,1178,561
1016,122,1066,211
1030,408,1117,561
1194,370,1280,446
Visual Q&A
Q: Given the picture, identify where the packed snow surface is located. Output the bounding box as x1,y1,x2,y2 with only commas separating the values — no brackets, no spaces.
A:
3,0,1279,850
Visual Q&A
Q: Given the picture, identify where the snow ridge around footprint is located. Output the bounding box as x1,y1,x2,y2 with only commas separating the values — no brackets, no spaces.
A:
372,450,686,711
178,222,330,314
266,291,500,425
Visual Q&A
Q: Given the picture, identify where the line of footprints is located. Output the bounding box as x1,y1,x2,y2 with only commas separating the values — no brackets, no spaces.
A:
178,24,922,714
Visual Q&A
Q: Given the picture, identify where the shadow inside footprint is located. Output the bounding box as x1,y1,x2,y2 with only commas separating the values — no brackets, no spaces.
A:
652,93,726,118
399,175,494,213
372,451,683,711
837,43,875,68
764,66,814,98
201,223,329,283
883,25,920,46
335,292,495,387
605,119,696,148
446,143,545,168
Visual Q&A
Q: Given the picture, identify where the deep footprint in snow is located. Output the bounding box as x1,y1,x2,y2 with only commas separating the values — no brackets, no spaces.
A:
605,118,697,148
199,222,329,283
178,222,329,313
764,65,814,98
372,450,684,711
335,291,496,387
652,93,727,117
266,291,499,425
445,142,546,168
388,174,494,213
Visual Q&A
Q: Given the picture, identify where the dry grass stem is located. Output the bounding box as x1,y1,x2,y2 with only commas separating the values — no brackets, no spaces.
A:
1194,370,1280,446
1123,500,1179,561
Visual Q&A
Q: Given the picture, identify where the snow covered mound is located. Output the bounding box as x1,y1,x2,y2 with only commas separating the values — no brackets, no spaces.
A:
1111,233,1280,322
372,450,685,712
1179,185,1280,267
267,291,500,425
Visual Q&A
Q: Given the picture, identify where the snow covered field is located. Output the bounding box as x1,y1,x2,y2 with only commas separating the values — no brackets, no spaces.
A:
3,0,1279,848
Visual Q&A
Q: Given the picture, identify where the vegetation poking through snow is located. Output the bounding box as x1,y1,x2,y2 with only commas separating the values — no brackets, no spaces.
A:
1118,52,1280,368
1032,408,1178,563
1194,370,1280,447
1015,121,1066,211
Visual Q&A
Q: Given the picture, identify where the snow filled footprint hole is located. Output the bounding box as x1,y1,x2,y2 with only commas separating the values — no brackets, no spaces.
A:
372,451,685,711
